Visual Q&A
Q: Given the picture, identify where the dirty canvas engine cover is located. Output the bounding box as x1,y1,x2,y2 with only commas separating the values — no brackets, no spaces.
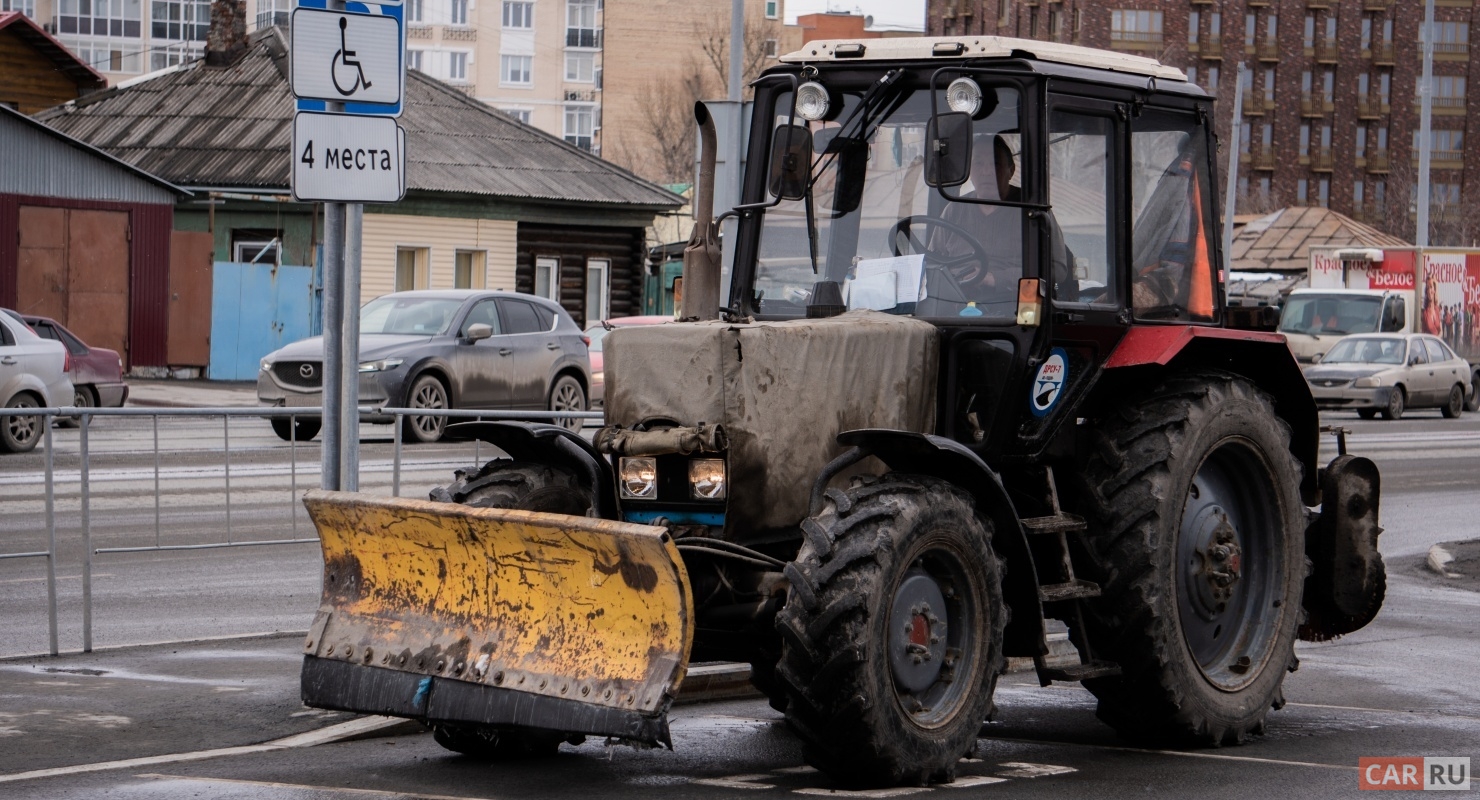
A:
604,311,940,534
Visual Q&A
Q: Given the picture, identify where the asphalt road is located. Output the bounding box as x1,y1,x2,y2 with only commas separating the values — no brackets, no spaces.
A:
0,408,1476,797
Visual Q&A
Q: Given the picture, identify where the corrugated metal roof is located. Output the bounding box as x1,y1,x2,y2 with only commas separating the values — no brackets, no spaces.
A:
1229,207,1411,274
0,104,185,200
35,28,682,210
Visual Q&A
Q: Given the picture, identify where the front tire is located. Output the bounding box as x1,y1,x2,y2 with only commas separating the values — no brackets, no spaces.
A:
1068,370,1305,746
403,374,449,443
1380,386,1405,420
776,474,1004,787
1442,385,1464,419
270,416,322,442
1466,372,1480,413
1356,409,1378,420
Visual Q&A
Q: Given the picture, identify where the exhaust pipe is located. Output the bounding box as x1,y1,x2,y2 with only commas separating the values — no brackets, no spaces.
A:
681,101,722,321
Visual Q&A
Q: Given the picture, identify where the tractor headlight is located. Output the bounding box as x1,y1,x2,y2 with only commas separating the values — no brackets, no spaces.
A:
688,458,727,500
358,358,404,373
796,81,830,121
619,457,657,499
945,77,983,115
1354,376,1383,388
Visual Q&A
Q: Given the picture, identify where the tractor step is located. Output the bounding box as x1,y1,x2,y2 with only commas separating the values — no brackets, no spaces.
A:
1037,661,1123,683
1037,579,1102,603
1020,513,1087,536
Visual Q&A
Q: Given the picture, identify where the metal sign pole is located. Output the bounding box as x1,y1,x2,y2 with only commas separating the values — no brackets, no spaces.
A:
342,203,363,491
1223,63,1245,273
321,201,344,491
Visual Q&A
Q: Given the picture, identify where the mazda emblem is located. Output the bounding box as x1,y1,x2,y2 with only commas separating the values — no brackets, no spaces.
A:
300,363,316,379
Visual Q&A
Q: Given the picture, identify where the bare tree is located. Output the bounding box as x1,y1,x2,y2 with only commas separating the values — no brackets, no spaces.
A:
610,64,710,184
694,8,781,99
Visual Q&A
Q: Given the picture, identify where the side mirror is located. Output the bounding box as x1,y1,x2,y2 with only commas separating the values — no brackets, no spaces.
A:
464,323,493,343
1311,353,1322,364
768,124,813,201
925,112,972,187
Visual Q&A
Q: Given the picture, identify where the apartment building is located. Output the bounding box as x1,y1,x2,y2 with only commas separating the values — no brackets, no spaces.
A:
925,0,1480,245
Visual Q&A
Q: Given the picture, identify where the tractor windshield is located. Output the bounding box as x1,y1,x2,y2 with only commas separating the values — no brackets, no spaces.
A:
752,83,1025,320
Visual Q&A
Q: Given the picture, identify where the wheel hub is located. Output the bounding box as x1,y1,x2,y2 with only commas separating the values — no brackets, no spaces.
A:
1186,505,1243,621
889,571,949,694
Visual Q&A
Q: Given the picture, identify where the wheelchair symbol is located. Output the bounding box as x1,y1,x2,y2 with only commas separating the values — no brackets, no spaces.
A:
330,16,372,96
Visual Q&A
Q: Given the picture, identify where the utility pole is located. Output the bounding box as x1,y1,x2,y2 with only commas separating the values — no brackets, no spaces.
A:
1416,0,1435,247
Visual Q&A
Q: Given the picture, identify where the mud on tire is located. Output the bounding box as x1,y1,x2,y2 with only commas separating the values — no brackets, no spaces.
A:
775,473,1005,788
1065,370,1306,746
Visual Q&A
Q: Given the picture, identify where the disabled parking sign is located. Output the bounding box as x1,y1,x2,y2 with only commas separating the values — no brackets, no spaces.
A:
292,0,405,117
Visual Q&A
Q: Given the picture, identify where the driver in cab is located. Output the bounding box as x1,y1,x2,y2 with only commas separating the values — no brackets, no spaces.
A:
931,134,1023,301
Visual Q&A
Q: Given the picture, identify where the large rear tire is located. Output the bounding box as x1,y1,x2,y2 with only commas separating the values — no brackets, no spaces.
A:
776,474,1004,787
430,723,578,759
1067,370,1305,746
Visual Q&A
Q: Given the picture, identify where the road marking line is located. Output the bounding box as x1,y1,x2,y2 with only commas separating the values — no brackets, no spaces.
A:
939,776,1009,788
794,787,931,797
136,773,496,799
1,630,308,663
983,736,1358,771
0,715,408,784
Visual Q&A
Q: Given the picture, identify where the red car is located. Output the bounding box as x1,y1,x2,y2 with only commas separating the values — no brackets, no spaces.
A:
586,315,673,407
20,315,129,411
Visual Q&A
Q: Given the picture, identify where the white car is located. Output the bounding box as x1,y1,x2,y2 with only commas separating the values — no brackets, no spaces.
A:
0,310,73,453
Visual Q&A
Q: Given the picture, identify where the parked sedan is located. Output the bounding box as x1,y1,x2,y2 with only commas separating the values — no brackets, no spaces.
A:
20,314,129,415
0,310,72,453
257,290,591,443
1304,333,1472,420
586,315,673,406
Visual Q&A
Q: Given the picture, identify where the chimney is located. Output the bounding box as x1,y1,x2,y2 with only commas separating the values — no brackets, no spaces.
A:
205,0,248,66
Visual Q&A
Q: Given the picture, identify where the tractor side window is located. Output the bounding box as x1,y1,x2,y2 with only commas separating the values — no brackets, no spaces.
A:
1130,111,1218,323
1048,109,1116,306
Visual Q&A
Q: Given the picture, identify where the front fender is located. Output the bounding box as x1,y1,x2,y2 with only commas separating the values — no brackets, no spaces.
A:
823,429,1047,660
442,421,618,519
1299,454,1385,641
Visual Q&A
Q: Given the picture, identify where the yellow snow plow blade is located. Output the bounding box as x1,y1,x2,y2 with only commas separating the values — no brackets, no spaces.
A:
298,490,694,745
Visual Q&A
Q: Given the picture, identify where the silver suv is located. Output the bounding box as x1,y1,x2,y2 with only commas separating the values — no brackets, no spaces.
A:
0,311,73,453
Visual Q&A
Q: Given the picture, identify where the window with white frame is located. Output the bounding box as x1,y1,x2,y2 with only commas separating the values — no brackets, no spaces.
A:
763,38,778,58
151,0,207,40
455,251,487,289
564,104,593,151
564,50,594,82
406,0,424,23
449,0,467,26
149,43,200,70
764,0,777,19
448,50,468,81
407,49,424,72
253,0,288,30
57,0,142,37
501,107,531,123
502,0,531,27
1,0,37,18
501,54,532,85
586,259,609,323
566,0,599,48
535,257,560,300
61,38,144,72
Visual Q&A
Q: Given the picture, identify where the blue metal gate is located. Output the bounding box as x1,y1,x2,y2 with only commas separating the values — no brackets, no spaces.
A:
208,261,315,380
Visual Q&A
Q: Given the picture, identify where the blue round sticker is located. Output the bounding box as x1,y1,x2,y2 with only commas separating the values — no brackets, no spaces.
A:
1030,348,1069,417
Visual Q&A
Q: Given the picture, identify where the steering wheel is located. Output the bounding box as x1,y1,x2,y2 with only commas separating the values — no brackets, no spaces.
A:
888,215,997,289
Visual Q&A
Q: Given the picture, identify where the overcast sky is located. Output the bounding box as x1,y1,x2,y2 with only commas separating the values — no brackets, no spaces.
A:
785,0,926,30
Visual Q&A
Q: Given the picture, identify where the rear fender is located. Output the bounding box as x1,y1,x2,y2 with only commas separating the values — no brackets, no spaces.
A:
823,429,1046,659
443,421,618,518
1100,326,1321,504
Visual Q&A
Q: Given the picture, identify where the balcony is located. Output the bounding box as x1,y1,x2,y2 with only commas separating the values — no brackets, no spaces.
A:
1425,95,1469,116
1431,42,1470,62
1256,40,1281,61
1357,95,1390,118
407,24,433,39
1247,0,1270,5
1253,146,1276,170
1311,147,1334,172
1307,0,1332,7
1109,31,1164,51
443,26,476,41
1202,35,1223,59
1370,42,1395,65
565,27,602,48
1190,0,1214,4
1366,150,1390,173
1314,39,1339,63
1300,93,1334,116
1363,0,1394,9
1242,95,1265,116
1415,150,1466,169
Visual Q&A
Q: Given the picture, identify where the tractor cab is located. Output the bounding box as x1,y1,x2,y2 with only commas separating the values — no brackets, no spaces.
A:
732,38,1223,458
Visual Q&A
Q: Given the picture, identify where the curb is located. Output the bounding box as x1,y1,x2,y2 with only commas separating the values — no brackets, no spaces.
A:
676,662,758,704
1427,544,1459,578
1006,632,1077,675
